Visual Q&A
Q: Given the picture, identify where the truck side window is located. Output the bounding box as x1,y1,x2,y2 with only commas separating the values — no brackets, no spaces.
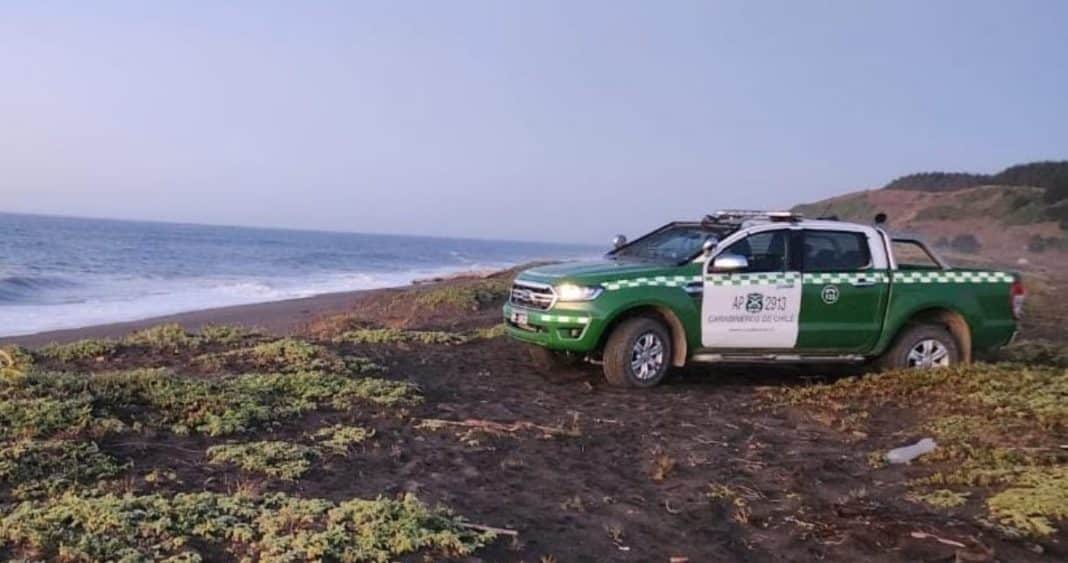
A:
801,230,871,272
719,230,789,272
892,240,942,270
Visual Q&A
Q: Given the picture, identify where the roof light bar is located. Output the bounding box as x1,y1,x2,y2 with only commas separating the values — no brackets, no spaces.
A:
704,210,802,223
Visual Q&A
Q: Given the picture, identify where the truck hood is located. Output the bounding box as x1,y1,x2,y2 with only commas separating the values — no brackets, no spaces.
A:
519,259,682,284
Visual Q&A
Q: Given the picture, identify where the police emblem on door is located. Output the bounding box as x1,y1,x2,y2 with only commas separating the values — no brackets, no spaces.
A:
821,285,840,305
745,293,764,313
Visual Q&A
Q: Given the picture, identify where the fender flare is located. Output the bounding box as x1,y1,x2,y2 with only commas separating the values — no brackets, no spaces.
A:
879,306,974,363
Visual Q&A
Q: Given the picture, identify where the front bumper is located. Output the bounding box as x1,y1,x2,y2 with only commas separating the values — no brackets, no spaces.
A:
502,301,606,352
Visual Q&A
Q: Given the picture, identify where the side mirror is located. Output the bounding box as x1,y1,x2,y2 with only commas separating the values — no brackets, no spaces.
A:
611,235,627,249
711,253,748,272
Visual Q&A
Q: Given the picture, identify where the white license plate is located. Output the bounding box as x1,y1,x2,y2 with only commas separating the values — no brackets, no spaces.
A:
510,310,529,326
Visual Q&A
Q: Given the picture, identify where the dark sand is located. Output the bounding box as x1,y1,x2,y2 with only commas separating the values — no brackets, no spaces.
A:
1,287,385,347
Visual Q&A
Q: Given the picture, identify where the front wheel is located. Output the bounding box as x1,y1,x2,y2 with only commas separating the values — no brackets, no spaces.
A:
603,317,672,388
877,324,960,371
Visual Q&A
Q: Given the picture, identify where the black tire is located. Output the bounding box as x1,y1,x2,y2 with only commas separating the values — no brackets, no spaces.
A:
603,317,673,388
877,324,960,371
528,345,583,372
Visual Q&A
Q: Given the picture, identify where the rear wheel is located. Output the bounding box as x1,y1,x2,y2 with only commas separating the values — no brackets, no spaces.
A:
878,324,960,371
603,317,672,387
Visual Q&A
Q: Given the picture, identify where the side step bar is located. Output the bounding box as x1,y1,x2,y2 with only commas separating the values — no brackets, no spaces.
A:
691,353,866,364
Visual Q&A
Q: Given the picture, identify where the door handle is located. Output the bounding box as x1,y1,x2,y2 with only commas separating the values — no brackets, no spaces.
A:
851,278,876,287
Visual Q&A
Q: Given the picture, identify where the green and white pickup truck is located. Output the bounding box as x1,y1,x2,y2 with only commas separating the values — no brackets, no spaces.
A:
503,211,1025,387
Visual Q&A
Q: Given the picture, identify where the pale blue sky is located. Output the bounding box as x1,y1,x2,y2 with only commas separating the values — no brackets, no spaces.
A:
2,1,1065,243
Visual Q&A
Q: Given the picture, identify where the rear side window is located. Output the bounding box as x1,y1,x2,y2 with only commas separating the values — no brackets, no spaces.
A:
802,230,871,272
892,240,942,270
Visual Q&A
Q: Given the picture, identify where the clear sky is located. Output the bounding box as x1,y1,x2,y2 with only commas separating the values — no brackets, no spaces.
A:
2,1,1066,243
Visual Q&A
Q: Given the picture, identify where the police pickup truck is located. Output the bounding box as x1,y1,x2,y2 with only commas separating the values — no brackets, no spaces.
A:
503,211,1024,387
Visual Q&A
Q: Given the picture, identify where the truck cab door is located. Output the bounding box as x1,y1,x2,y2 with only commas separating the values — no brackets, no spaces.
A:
701,228,802,349
795,229,889,352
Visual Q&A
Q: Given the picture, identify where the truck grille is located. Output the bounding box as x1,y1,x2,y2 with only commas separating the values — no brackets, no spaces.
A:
510,280,556,311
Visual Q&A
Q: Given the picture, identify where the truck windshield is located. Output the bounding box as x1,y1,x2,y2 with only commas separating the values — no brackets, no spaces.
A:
611,225,718,262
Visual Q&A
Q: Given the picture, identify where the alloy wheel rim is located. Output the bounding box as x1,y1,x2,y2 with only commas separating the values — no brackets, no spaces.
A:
630,332,665,380
906,339,950,368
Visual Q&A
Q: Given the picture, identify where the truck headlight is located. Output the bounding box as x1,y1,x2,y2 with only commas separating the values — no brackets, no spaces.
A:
556,284,603,301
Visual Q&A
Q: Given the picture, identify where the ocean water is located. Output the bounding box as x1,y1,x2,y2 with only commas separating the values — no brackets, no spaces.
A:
0,213,599,337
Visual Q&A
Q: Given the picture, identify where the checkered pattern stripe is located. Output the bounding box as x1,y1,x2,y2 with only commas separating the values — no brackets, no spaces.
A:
601,270,1011,291
704,272,801,286
893,271,1013,284
602,275,702,291
802,272,890,285
533,314,591,325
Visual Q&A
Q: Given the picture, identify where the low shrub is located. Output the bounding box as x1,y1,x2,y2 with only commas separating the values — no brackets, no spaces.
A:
0,397,96,440
907,489,969,508
37,339,120,363
469,324,507,340
125,323,198,352
334,328,467,345
196,339,381,375
3,368,418,438
413,278,510,310
0,491,494,562
313,424,373,456
0,347,33,383
779,363,1068,536
986,466,1068,536
0,440,124,499
197,324,263,346
207,441,318,480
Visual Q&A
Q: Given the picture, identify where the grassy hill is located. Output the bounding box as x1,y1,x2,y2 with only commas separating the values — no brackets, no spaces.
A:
883,160,1068,203
794,162,1068,272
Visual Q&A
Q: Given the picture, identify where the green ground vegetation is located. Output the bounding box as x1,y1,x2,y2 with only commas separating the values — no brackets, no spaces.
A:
0,440,124,500
0,321,491,561
194,338,380,375
1,368,417,438
33,324,266,366
0,491,493,562
333,324,507,346
207,441,319,480
312,424,374,456
334,328,467,345
779,363,1068,537
413,278,511,310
